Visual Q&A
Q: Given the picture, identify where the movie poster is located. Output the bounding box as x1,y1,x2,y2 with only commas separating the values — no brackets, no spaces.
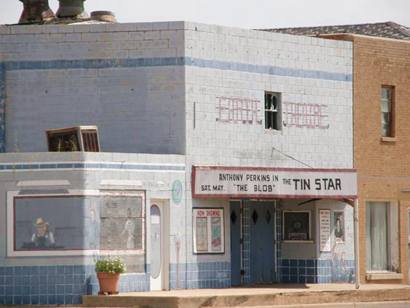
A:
334,211,345,243
195,217,208,251
283,211,310,241
193,208,224,253
211,217,222,252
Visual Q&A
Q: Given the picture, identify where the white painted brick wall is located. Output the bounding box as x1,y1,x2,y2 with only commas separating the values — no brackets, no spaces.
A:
184,22,353,170
0,22,186,154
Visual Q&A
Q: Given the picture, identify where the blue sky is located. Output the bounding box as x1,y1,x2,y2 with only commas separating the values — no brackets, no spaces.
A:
1,0,409,28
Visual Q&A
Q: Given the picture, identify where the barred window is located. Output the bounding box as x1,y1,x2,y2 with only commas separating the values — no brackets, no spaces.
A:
265,92,281,130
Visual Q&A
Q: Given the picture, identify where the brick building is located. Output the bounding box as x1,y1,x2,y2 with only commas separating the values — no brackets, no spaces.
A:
265,22,410,284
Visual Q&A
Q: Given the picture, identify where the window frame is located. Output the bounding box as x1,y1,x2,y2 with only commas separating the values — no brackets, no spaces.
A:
192,207,225,254
365,199,400,274
282,210,312,243
380,85,395,138
264,91,282,131
408,209,410,244
7,189,146,257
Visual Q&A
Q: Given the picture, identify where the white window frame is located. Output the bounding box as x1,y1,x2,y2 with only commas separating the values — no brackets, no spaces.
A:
408,209,410,244
192,208,225,254
265,91,282,131
282,210,312,243
365,200,400,274
7,189,146,257
381,85,394,138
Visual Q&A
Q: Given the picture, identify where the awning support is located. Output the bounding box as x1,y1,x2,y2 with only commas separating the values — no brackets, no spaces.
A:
354,198,360,289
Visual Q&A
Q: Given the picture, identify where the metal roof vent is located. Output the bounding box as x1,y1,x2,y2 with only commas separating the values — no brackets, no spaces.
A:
18,0,55,24
56,0,88,19
90,11,117,23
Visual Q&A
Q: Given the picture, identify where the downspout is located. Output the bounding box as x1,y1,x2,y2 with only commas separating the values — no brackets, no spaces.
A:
351,36,360,290
354,198,360,289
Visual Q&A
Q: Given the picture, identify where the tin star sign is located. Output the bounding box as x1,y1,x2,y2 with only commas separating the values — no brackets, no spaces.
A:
192,166,357,199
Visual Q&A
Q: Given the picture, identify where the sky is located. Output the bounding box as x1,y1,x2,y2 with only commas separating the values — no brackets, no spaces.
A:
1,0,409,28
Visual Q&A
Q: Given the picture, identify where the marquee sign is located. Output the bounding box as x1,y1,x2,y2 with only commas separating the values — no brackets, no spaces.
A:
192,166,357,199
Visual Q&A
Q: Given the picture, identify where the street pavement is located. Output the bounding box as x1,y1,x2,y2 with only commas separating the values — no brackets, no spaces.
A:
2,305,410,307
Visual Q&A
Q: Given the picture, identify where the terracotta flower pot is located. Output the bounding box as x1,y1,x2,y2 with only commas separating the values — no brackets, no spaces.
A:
97,272,120,295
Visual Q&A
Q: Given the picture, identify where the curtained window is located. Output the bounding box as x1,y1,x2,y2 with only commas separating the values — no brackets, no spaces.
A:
366,201,399,273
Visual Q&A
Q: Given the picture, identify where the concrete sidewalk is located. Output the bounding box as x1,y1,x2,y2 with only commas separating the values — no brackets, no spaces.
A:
227,302,410,308
82,284,410,308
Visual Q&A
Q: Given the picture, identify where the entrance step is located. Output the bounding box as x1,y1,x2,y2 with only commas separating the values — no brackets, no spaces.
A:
82,284,410,308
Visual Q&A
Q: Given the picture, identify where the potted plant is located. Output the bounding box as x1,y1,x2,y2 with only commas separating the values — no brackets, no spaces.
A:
95,257,126,295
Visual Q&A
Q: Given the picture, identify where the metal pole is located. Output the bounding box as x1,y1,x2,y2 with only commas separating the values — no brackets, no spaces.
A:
354,198,360,289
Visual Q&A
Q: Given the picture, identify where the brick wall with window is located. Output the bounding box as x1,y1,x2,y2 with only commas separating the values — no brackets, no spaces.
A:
322,34,410,284
264,92,281,131
355,36,410,285
380,86,395,138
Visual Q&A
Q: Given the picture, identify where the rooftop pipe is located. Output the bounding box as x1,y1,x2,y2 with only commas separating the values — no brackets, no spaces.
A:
18,0,55,24
56,0,88,19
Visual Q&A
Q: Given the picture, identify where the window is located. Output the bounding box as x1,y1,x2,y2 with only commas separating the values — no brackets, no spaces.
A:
283,211,311,241
408,210,410,244
381,86,394,137
366,201,399,272
193,208,224,253
8,191,146,273
265,92,281,130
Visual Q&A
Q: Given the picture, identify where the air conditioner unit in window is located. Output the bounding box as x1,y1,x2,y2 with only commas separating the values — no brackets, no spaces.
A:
46,126,100,152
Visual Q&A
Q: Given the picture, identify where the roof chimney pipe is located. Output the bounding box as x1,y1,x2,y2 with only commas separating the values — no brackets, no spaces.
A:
56,0,88,19
18,0,55,24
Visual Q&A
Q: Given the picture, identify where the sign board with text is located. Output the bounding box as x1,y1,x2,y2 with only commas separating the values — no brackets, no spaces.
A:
192,166,357,199
319,210,331,252
193,208,224,254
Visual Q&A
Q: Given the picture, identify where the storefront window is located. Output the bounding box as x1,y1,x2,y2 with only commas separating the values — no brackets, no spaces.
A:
408,210,410,244
366,201,400,274
10,192,146,272
283,211,311,241
366,202,389,271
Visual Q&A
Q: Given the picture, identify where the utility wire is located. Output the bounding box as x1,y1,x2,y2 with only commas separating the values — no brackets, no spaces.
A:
271,146,314,169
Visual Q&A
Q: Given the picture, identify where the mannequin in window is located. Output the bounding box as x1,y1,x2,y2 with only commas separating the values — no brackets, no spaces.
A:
31,217,55,248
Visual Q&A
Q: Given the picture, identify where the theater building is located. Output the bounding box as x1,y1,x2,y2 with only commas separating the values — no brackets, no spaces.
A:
0,8,356,305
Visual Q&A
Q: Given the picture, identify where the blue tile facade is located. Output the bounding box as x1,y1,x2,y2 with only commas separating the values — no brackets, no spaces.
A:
0,265,149,305
242,205,251,284
169,262,231,290
241,206,354,285
275,208,283,282
0,262,231,304
279,259,355,284
275,208,354,284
